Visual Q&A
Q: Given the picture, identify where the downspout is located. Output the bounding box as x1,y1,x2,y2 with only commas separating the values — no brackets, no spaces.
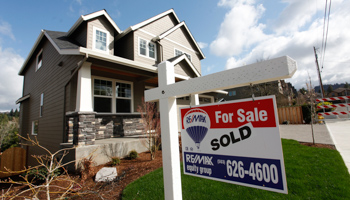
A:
62,53,88,143
156,41,163,62
152,37,163,62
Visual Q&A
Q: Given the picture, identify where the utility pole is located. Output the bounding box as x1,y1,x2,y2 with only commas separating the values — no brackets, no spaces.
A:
314,46,325,98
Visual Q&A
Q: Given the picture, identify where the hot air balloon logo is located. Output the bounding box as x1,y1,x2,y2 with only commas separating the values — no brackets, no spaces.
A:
183,108,211,149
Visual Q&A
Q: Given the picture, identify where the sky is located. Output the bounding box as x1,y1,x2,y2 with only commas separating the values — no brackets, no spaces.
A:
0,0,349,111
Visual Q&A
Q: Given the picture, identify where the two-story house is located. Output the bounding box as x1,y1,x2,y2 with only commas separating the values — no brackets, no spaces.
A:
16,9,217,166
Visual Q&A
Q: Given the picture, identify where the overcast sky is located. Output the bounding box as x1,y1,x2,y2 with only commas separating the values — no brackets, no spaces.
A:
0,0,349,111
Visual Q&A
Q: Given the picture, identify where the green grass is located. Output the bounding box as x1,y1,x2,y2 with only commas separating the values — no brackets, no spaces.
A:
122,139,350,200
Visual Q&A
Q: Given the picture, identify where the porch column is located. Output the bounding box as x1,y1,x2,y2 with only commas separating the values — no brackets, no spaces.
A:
76,62,93,112
190,94,199,106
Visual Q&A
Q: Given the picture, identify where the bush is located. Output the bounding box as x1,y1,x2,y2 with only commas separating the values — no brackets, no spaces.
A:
27,166,61,181
301,104,312,124
129,150,138,160
111,156,121,166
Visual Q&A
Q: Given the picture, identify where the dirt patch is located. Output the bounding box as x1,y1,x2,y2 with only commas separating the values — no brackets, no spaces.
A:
0,150,164,200
299,142,336,150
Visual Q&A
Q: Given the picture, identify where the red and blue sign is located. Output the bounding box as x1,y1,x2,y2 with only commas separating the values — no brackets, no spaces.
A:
180,96,288,194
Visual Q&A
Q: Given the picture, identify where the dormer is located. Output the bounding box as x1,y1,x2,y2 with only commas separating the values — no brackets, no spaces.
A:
66,10,121,56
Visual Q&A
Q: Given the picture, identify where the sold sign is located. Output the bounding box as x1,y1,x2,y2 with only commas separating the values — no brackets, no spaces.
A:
180,95,288,194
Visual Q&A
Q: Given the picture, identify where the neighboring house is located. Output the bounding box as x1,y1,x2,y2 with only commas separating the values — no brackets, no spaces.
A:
16,9,217,165
216,80,296,106
328,88,350,97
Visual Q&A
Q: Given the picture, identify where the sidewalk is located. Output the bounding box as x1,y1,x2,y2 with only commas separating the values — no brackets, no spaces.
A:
325,120,350,174
279,124,334,145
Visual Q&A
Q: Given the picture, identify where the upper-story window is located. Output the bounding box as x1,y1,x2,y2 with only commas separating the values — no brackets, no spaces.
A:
139,38,156,59
36,49,43,71
40,93,44,117
93,27,109,53
174,48,191,61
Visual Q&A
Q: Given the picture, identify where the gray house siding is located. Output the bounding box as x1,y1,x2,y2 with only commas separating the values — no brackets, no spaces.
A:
114,32,134,60
21,37,83,164
71,22,87,47
87,16,115,55
165,26,201,73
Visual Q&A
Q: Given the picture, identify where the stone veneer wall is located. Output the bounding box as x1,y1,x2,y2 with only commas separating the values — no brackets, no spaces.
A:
66,112,97,146
66,113,143,145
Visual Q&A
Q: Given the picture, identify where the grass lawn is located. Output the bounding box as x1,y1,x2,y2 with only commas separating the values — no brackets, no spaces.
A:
122,139,350,200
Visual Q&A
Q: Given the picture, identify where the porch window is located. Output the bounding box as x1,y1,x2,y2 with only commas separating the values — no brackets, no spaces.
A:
139,38,156,59
94,79,112,112
116,82,132,113
93,78,133,113
93,27,109,53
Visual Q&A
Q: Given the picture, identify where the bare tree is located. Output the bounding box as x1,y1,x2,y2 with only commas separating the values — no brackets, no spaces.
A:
305,75,317,144
137,99,161,160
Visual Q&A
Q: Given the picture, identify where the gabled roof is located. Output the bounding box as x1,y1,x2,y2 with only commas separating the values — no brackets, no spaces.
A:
117,9,205,59
19,30,81,75
67,9,121,36
167,54,200,77
116,9,180,40
153,21,205,59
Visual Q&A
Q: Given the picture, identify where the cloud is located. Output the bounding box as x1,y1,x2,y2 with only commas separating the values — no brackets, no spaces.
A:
198,42,208,49
0,20,15,41
272,0,317,35
210,0,350,89
0,47,24,111
210,0,267,57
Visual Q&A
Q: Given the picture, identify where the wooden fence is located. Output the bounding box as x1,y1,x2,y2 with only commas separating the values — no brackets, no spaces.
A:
0,147,26,178
278,106,303,124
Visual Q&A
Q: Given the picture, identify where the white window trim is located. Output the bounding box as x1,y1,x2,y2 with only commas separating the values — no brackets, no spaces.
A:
138,37,157,60
92,26,110,54
174,48,191,61
36,49,43,71
40,93,44,117
92,76,134,113
32,120,38,135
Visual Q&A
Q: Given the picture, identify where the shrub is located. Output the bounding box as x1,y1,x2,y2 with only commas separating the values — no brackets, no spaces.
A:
110,156,121,166
129,150,138,160
27,166,61,181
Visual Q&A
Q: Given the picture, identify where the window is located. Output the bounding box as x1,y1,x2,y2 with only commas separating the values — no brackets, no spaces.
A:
139,38,156,59
36,49,43,70
32,120,38,135
93,27,109,53
93,77,133,113
40,93,44,117
174,48,191,61
228,91,236,96
116,82,132,113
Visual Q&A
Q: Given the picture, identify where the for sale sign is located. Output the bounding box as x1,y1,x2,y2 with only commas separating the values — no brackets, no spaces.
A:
180,96,287,194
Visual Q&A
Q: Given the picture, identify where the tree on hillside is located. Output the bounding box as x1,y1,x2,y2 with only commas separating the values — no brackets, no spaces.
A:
345,82,349,89
327,85,333,94
299,87,307,95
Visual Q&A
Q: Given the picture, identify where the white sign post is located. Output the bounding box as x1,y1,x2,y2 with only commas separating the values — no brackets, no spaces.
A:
145,56,297,200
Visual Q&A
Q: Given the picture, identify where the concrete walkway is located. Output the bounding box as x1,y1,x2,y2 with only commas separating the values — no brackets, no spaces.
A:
325,120,350,174
279,122,350,174
279,124,334,145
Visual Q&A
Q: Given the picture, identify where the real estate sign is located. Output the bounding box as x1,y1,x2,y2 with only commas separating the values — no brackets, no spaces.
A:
180,95,288,194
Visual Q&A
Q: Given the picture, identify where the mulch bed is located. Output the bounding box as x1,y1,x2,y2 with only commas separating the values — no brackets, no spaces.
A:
0,142,337,199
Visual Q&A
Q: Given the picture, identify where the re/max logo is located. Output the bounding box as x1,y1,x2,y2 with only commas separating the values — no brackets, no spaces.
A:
186,154,214,166
186,114,207,124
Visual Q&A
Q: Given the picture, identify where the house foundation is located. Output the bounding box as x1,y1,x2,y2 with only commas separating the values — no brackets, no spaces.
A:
66,112,144,146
